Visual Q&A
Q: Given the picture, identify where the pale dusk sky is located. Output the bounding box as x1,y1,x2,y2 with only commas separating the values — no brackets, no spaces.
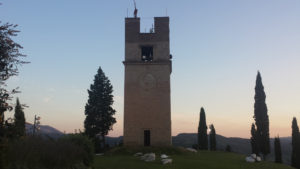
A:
1,0,300,138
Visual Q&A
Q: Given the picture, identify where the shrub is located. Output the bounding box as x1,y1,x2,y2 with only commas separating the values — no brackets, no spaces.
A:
5,135,94,169
59,134,94,166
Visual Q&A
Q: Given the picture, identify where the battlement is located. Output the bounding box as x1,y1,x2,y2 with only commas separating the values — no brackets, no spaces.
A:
125,17,169,43
125,17,170,62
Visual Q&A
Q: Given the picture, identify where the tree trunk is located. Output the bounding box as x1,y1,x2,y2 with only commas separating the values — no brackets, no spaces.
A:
0,114,4,169
102,134,105,149
0,137,6,169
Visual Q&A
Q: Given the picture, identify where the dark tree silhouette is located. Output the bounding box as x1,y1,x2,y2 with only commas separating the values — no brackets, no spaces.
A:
0,23,27,125
14,98,25,138
253,71,270,159
0,21,27,169
250,123,259,154
291,117,300,168
84,67,116,151
209,124,216,151
274,136,282,163
198,107,208,150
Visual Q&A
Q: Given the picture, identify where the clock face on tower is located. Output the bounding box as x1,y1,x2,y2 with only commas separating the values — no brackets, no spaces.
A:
140,73,156,90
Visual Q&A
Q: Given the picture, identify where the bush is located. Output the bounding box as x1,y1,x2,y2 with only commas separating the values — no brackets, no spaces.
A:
59,134,94,166
5,134,94,169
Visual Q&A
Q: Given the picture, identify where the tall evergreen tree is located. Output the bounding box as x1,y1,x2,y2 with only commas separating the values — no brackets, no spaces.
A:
291,117,300,168
198,107,208,150
209,124,216,151
253,71,270,158
274,136,282,163
250,123,259,154
84,67,116,150
14,98,25,138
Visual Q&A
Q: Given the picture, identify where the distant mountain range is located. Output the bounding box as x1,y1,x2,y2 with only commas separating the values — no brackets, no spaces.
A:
27,123,292,165
25,122,64,138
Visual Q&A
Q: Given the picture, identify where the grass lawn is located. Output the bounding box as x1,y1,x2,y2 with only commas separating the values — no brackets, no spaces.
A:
93,149,294,169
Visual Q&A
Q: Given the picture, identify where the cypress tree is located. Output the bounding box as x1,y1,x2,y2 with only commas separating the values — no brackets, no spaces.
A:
209,124,216,151
198,107,208,150
84,67,116,151
250,123,259,154
253,71,270,158
291,117,300,168
274,136,282,163
14,98,26,138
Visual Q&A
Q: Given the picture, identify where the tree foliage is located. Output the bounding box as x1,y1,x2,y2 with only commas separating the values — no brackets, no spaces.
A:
291,117,300,168
253,71,270,158
0,21,27,169
198,107,208,150
14,98,25,138
274,136,282,163
0,23,27,120
5,135,94,169
84,67,116,150
209,124,216,151
250,123,259,154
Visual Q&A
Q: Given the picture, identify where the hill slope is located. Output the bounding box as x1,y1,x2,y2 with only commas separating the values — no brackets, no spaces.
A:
106,133,292,164
94,151,294,169
172,133,251,154
25,122,64,138
172,133,292,164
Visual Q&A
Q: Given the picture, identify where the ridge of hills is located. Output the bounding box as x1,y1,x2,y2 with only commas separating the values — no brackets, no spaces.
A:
25,122,64,138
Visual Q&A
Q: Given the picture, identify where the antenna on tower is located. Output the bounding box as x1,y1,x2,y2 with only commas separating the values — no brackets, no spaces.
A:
133,0,138,18
133,0,136,8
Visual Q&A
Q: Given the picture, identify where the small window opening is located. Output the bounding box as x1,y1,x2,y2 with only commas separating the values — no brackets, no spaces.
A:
141,46,153,62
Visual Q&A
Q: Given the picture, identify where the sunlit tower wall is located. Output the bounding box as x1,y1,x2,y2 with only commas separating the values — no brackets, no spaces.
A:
123,16,172,146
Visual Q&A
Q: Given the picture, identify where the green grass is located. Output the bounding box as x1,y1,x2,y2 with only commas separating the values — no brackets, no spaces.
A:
93,147,294,169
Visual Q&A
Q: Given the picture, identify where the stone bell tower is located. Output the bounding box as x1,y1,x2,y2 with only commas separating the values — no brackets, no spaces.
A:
123,16,172,146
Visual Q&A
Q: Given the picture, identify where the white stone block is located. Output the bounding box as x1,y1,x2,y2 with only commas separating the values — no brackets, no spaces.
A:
245,156,255,163
186,148,197,153
161,154,169,159
162,158,172,164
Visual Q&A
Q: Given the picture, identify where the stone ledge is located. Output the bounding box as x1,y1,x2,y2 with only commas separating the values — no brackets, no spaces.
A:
123,61,171,65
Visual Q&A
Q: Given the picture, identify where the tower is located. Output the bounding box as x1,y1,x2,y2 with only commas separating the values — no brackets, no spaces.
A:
123,16,172,146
